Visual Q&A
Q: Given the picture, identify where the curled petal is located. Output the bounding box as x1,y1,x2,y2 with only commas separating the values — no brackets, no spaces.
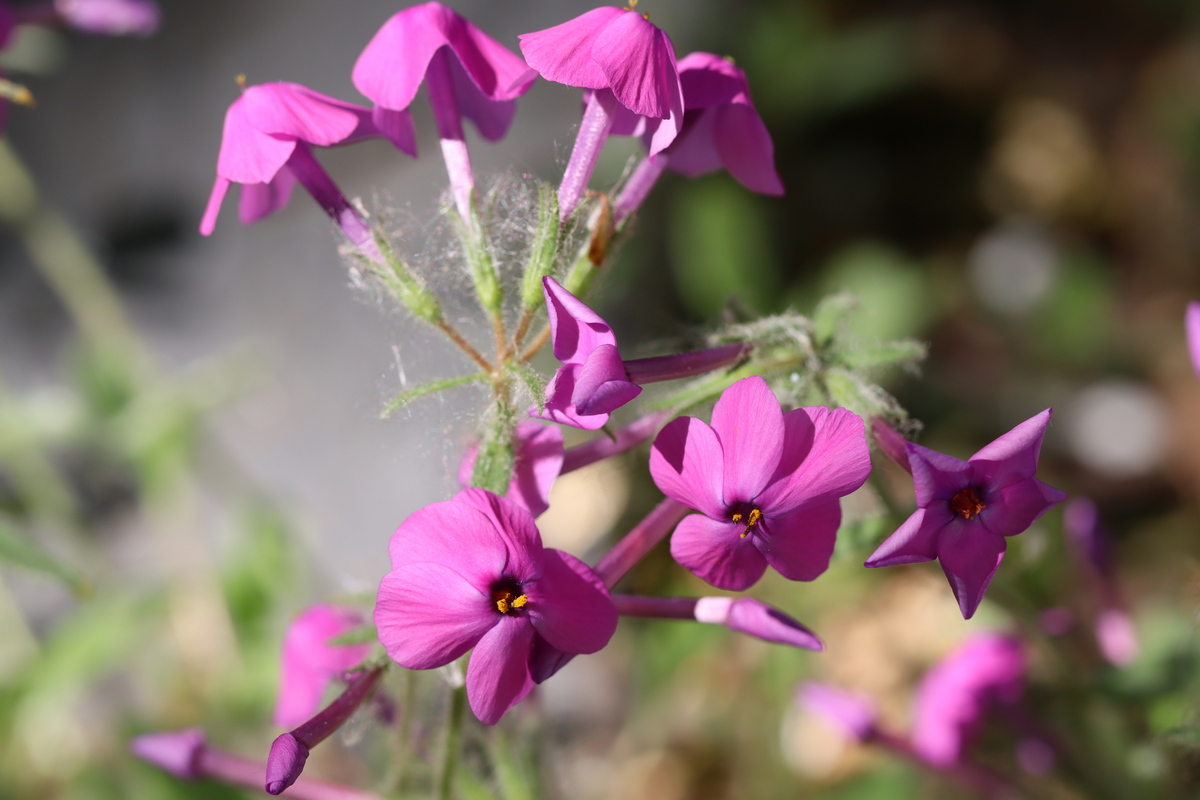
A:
649,416,726,519
518,7,626,90
465,615,535,725
367,107,418,156
242,83,363,147
538,363,612,430
376,563,496,670
968,409,1052,490
527,549,616,655
937,528,1007,619
753,499,841,582
709,376,784,505
669,514,768,591
572,344,640,415
544,277,618,364
591,11,679,120
979,478,1065,538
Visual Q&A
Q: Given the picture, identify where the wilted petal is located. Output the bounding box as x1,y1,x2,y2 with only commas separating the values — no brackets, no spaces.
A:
753,499,840,582
979,478,1065,537
591,11,677,119
937,528,1007,619
238,170,297,225
865,506,947,567
756,407,870,516
969,409,1052,489
544,277,618,364
242,83,363,147
908,443,972,507
527,549,616,654
649,416,726,519
518,7,625,90
670,514,768,590
376,563,496,669
709,376,784,504
465,615,535,725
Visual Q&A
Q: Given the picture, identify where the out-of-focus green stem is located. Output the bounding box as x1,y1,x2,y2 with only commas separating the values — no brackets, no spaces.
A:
435,684,467,800
0,371,79,527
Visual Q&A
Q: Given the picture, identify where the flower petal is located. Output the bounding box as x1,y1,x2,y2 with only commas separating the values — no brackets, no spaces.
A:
908,443,973,507
710,376,784,504
465,615,535,725
538,363,611,430
543,277,618,364
754,499,841,581
715,103,784,196
677,52,745,108
572,343,640,415
663,109,724,176
242,83,363,147
352,3,451,111
238,170,297,226
518,7,625,91
936,528,1007,619
215,96,295,184
367,107,418,156
670,514,768,590
979,478,1065,537
527,549,616,654
511,422,564,518
376,563,496,670
455,488,544,582
273,605,369,728
649,416,726,519
449,56,519,142
387,494,507,582
592,11,679,120
864,506,948,567
968,409,1052,490
756,407,871,516
199,176,230,236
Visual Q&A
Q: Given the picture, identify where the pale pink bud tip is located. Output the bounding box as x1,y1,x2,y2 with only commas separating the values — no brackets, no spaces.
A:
265,733,309,795
129,728,206,780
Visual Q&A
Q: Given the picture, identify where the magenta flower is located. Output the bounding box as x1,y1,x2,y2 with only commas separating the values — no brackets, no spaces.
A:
273,605,371,729
375,488,617,724
912,634,1025,767
649,376,871,590
199,81,415,240
614,51,783,222
539,277,748,429
458,421,565,517
865,410,1066,619
795,682,878,742
519,6,684,219
53,0,158,35
1188,301,1200,377
614,594,822,650
353,2,536,219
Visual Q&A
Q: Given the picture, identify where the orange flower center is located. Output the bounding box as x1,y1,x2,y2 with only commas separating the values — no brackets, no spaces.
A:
950,488,987,520
491,584,528,615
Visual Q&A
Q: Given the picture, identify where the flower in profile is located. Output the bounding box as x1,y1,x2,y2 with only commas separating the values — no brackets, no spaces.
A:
375,488,617,724
53,0,159,36
911,634,1025,766
538,277,749,430
458,421,564,517
200,81,415,238
613,51,783,222
649,376,871,590
353,2,536,219
865,410,1066,619
519,5,684,218
1187,301,1200,377
273,605,371,729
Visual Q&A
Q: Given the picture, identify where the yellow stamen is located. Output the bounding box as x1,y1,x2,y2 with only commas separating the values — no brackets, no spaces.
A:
732,513,743,523
738,508,764,538
493,588,528,614
235,73,247,91
512,595,528,609
0,78,35,108
496,597,509,614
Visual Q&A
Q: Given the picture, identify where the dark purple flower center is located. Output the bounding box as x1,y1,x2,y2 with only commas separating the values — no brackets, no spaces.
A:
729,504,764,539
951,488,987,520
490,579,528,615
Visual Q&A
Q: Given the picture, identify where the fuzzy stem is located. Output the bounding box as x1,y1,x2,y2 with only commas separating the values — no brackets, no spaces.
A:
518,325,553,363
561,412,669,474
426,49,474,221
436,320,494,373
436,685,467,800
613,154,668,226
623,343,751,385
558,91,615,221
593,498,690,588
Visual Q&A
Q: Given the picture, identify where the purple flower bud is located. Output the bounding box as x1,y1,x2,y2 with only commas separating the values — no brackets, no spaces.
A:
265,733,309,796
694,596,822,651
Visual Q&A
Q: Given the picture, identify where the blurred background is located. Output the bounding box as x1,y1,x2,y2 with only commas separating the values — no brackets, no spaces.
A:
1,0,1200,798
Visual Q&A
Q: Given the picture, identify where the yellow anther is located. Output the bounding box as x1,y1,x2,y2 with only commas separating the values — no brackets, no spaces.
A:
0,78,34,108
512,594,528,609
748,508,762,527
496,597,510,614
732,513,743,523
235,73,247,90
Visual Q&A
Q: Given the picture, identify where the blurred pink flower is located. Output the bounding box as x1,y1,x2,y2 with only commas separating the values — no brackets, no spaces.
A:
458,421,564,517
796,682,878,741
866,410,1066,619
1187,301,1200,376
375,489,616,724
54,0,158,36
650,376,870,590
273,605,371,729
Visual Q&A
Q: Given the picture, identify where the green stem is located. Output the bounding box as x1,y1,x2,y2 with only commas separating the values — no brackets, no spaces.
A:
435,684,467,800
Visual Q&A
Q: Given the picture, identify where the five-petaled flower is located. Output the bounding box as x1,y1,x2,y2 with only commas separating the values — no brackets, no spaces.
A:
375,488,617,724
866,409,1066,619
649,376,871,591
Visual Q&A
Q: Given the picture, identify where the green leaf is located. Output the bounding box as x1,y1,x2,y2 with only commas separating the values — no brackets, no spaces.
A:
0,516,86,592
520,183,560,310
328,624,378,647
380,373,487,419
839,338,927,370
810,292,857,347
505,362,546,412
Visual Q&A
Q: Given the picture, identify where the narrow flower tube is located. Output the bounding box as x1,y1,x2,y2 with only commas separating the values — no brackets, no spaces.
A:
615,594,822,650
556,91,617,221
593,497,691,588
131,729,385,800
265,667,385,795
561,411,670,474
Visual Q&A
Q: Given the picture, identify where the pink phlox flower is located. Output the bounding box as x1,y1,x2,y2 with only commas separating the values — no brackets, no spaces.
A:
1187,302,1200,377
200,81,415,235
375,488,617,724
352,1,536,143
519,6,683,156
538,276,640,430
273,604,371,729
865,409,1066,619
911,634,1026,767
458,421,565,517
649,376,871,591
54,0,159,36
796,682,878,742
